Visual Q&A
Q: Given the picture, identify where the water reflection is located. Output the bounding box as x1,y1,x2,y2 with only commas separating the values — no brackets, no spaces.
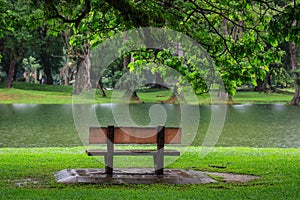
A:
0,104,299,148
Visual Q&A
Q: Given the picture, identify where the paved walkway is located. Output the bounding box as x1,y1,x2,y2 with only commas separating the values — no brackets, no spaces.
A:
54,168,259,184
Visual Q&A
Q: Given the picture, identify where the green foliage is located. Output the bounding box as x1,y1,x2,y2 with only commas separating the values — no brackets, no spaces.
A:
269,2,300,44
128,48,210,95
22,56,41,83
0,0,296,98
166,0,287,98
0,0,65,86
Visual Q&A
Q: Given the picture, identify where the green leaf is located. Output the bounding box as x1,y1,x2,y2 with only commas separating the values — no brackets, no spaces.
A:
271,39,278,47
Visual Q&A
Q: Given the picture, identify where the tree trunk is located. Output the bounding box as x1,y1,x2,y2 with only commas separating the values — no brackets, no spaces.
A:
7,52,16,88
40,27,53,85
131,90,140,102
266,72,275,92
73,43,92,95
60,64,69,85
124,89,141,103
97,79,106,97
73,57,85,95
255,78,266,92
289,42,299,105
41,52,53,85
291,85,299,105
84,43,92,91
122,34,140,101
217,88,232,103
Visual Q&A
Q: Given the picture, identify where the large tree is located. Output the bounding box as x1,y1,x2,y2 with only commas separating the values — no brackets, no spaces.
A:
0,0,36,88
39,0,297,101
41,0,127,94
269,1,300,104
0,0,65,87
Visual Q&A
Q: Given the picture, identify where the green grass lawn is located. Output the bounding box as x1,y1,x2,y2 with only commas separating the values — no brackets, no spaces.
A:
0,147,299,199
233,91,293,104
0,82,295,104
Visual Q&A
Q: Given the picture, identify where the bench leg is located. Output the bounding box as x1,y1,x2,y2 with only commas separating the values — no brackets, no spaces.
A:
155,126,165,175
154,151,164,175
106,125,114,176
104,155,113,175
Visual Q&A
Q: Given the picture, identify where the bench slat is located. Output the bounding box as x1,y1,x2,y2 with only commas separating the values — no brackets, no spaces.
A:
86,149,180,156
89,127,181,144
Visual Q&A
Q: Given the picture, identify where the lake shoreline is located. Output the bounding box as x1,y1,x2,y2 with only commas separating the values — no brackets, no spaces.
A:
0,82,295,105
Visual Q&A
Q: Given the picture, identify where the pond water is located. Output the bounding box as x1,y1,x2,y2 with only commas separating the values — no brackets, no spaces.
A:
0,104,299,148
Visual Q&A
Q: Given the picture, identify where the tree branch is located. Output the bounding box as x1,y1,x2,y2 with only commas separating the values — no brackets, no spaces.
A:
44,0,91,28
104,0,152,27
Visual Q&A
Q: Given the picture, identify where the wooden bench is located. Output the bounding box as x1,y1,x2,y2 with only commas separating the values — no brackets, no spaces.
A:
86,125,181,175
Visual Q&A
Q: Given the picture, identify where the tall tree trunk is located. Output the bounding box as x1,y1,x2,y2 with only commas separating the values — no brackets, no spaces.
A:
60,64,69,85
73,57,85,95
41,52,53,85
220,18,232,102
40,28,53,85
73,43,92,95
266,72,275,92
289,42,299,105
84,42,92,90
7,52,16,88
122,38,141,102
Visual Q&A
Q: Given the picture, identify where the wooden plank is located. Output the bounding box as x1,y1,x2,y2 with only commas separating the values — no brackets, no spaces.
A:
165,127,182,144
89,127,182,144
89,127,107,144
86,149,180,156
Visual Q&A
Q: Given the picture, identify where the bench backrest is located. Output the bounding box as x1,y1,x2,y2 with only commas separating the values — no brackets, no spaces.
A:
89,126,182,144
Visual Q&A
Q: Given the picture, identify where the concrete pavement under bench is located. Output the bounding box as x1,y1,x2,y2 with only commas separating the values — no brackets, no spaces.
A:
54,168,260,184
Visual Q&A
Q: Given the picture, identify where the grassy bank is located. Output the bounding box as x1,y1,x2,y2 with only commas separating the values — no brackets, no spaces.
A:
0,147,299,199
0,82,294,104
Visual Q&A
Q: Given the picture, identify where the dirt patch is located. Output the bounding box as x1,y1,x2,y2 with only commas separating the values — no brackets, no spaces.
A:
12,178,40,187
0,94,20,101
0,94,43,101
204,172,260,183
